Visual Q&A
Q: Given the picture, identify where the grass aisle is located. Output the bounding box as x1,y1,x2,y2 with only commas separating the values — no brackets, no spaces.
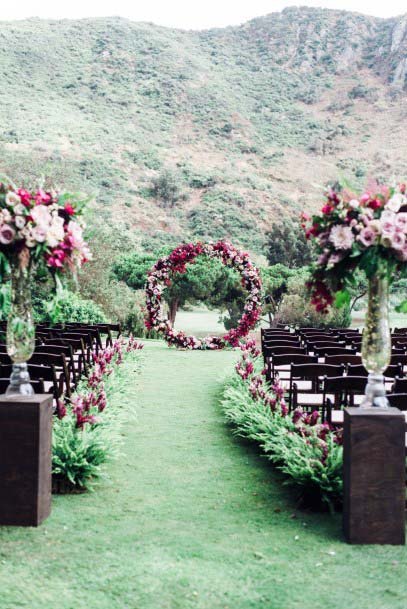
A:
0,340,406,609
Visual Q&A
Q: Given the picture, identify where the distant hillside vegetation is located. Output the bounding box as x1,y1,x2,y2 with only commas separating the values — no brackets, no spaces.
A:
0,7,406,256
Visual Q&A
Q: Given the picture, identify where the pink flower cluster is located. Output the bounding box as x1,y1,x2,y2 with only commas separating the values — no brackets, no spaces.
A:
57,336,144,429
145,241,262,350
235,341,343,462
237,340,288,414
302,182,407,313
0,182,91,273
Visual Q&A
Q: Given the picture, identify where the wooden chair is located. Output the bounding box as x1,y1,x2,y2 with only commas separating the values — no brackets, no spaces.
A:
386,393,407,410
391,377,407,394
267,353,318,382
325,354,362,366
390,353,407,368
35,344,78,385
323,376,367,419
289,363,344,410
0,364,63,401
28,353,72,397
307,341,344,354
43,337,88,376
347,363,403,379
314,346,357,357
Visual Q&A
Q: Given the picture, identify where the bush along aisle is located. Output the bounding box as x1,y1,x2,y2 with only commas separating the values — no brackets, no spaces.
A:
221,341,343,510
52,336,144,493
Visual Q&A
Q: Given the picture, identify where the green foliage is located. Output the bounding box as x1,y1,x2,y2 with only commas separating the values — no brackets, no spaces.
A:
39,290,107,325
260,264,299,315
151,169,182,208
222,374,343,509
188,189,262,251
52,349,143,490
52,417,112,488
264,219,312,267
275,268,351,328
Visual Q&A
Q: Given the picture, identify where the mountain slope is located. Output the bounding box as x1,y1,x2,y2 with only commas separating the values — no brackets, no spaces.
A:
0,7,406,255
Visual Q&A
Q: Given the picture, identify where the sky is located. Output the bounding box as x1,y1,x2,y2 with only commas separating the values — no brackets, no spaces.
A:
0,1,405,29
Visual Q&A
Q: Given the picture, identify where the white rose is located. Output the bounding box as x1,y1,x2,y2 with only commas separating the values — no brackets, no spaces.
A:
13,203,26,216
31,204,52,229
31,226,47,243
15,216,26,229
46,215,64,247
385,194,406,213
349,199,360,209
5,192,21,207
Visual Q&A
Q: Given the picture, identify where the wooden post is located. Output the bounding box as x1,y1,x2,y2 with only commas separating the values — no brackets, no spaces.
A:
0,395,53,526
343,407,405,545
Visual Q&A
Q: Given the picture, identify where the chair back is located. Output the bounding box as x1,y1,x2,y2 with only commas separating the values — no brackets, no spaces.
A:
386,393,407,410
323,375,366,409
315,347,357,357
325,354,361,366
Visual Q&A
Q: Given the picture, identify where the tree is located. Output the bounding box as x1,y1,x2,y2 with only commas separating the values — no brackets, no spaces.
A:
151,169,181,208
264,219,312,268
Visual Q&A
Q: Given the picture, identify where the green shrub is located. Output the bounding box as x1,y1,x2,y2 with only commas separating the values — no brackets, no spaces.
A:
52,417,112,489
222,369,343,510
274,270,351,328
37,290,107,325
151,169,181,208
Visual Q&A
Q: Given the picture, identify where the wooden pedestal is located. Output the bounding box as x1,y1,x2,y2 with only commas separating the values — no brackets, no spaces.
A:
343,407,405,545
0,394,53,526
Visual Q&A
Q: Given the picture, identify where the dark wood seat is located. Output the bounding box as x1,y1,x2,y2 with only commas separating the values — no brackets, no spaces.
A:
315,346,357,357
325,354,362,366
267,353,318,382
392,377,407,394
28,353,72,397
386,393,407,410
289,363,344,410
348,363,403,379
0,364,63,401
323,375,367,420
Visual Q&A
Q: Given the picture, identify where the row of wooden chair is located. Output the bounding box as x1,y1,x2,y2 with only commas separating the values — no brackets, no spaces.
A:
261,326,407,422
0,323,121,402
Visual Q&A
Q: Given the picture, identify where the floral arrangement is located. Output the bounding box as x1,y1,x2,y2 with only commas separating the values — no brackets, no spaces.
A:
56,335,144,428
302,182,407,313
0,182,91,277
53,336,144,491
145,241,262,349
222,340,343,509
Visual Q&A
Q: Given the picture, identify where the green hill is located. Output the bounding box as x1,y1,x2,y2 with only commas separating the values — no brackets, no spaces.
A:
0,7,406,259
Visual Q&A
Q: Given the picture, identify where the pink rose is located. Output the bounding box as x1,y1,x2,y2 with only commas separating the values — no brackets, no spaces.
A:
358,227,376,247
395,213,407,232
391,232,405,250
0,224,16,244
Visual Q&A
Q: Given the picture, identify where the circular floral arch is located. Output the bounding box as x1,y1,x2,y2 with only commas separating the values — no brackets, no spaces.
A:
145,241,262,349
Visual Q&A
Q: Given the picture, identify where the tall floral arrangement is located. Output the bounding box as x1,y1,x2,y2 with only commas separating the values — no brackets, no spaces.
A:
302,182,407,313
0,182,91,280
0,181,92,395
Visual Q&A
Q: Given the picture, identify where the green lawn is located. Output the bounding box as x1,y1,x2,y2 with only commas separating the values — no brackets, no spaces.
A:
0,340,406,609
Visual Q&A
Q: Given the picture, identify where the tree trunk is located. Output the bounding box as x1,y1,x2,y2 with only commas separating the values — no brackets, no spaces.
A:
168,298,179,327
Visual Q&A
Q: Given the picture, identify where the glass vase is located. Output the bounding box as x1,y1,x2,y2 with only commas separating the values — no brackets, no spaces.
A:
6,261,36,396
361,264,391,408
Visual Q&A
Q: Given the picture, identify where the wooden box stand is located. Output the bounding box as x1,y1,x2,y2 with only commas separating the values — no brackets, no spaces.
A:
0,394,53,526
343,407,405,545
